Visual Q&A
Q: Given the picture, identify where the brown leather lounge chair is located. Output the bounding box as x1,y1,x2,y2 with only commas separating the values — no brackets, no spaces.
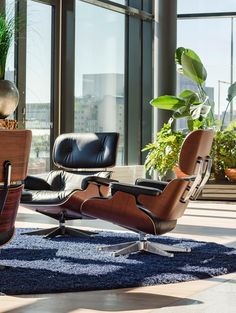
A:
81,129,214,257
20,132,119,238
0,130,32,270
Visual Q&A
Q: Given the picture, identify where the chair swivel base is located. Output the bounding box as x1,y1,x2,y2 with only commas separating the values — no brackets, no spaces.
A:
98,240,191,257
22,225,97,239
0,264,11,271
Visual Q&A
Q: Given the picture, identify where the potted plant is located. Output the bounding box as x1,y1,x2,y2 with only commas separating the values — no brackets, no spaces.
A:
212,81,236,181
143,47,213,179
143,120,184,180
0,8,19,128
213,122,236,181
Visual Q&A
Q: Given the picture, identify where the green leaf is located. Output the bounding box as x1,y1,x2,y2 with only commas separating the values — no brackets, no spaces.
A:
150,95,186,111
173,106,190,119
175,47,185,65
227,81,236,102
200,105,211,118
187,119,194,131
179,89,200,103
190,104,202,120
181,49,207,85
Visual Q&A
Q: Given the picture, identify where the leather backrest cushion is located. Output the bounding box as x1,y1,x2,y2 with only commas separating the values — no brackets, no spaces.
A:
47,170,111,191
53,133,119,169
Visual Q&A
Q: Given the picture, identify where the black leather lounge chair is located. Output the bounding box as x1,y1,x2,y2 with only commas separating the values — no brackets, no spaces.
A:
0,130,32,270
21,132,119,238
81,129,214,257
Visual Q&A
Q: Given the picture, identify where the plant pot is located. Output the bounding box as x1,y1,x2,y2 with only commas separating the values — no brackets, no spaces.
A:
0,80,19,118
173,165,188,178
225,168,236,182
0,119,17,129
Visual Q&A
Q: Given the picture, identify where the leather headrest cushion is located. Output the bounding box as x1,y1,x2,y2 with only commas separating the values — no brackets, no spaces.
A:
53,132,119,169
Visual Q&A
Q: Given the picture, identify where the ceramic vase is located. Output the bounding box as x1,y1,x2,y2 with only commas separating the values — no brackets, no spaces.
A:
0,80,19,119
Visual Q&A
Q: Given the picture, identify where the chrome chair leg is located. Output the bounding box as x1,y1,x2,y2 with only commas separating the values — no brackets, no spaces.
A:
97,234,191,257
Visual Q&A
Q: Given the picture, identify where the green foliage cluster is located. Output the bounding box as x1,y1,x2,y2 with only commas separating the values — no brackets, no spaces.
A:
143,121,184,178
213,123,236,177
0,10,15,80
143,47,236,179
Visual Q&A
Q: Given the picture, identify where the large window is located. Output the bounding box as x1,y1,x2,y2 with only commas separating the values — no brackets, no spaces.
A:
178,0,236,14
177,5,236,128
4,0,152,173
74,1,125,164
25,1,53,173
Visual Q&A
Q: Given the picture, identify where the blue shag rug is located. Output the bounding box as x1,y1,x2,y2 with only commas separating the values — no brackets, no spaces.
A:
0,228,236,295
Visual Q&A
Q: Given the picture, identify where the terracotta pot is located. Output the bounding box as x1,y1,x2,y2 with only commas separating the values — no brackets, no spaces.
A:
0,119,17,129
0,80,19,118
225,168,236,182
173,165,188,178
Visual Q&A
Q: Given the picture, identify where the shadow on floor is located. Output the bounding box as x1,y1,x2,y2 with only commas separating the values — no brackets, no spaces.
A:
3,291,203,313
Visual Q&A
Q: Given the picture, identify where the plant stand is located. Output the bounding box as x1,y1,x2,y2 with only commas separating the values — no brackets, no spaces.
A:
198,179,236,201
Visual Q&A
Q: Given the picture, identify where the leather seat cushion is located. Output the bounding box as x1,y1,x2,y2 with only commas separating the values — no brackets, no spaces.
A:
47,170,111,191
22,170,111,204
22,189,75,205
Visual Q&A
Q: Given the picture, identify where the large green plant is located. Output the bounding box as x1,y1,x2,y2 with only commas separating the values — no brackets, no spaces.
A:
0,10,15,80
142,121,184,178
150,47,213,131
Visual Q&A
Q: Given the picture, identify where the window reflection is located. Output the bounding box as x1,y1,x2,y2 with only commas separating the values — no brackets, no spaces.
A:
75,1,125,164
26,1,52,174
177,18,233,129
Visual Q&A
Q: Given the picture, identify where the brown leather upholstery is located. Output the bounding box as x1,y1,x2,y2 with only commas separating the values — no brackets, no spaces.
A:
81,129,214,256
0,130,32,253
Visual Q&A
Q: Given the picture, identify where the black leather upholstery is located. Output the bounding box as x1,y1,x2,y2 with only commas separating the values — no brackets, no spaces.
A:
21,132,119,238
53,132,119,169
111,182,161,197
23,170,111,204
135,178,168,191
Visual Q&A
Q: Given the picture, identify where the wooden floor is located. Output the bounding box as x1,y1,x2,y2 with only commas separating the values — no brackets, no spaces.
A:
1,200,236,313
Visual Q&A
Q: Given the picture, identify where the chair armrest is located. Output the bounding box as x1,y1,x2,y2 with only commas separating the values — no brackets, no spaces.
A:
135,178,168,191
111,182,161,197
81,176,118,190
24,175,51,190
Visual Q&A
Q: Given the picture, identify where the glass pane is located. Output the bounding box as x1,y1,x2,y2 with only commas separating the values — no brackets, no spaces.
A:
112,0,126,4
178,0,236,14
26,1,52,174
5,0,15,83
177,18,232,129
75,1,125,164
